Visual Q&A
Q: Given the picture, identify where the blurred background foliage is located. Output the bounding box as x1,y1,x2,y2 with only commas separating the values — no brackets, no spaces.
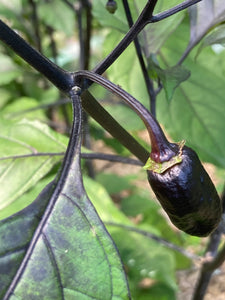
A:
0,0,225,299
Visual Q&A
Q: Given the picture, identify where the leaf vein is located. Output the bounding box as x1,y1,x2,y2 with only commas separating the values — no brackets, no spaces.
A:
42,233,65,300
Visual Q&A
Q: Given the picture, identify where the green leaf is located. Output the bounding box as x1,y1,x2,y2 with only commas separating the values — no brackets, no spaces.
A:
188,0,225,49
1,97,47,121
0,54,22,85
92,0,129,32
0,119,67,214
196,24,225,57
1,96,130,299
0,175,54,221
96,173,134,195
148,55,190,102
157,21,225,168
38,1,75,36
83,176,188,298
105,103,145,131
110,230,177,300
139,0,185,54
0,89,11,109
93,0,184,53
103,31,149,107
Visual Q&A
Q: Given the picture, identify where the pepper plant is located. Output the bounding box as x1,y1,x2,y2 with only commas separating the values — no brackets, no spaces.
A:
0,0,225,299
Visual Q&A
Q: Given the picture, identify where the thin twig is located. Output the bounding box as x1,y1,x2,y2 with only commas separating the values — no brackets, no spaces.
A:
74,70,166,153
192,241,225,300
0,152,65,161
46,26,58,64
81,152,142,166
93,0,201,76
93,0,158,75
3,99,71,117
63,0,94,177
0,151,142,166
122,0,156,116
192,189,225,299
151,0,202,23
28,0,43,53
106,222,200,261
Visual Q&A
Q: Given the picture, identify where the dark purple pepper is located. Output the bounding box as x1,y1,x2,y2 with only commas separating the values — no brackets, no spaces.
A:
138,102,222,237
73,71,222,237
146,143,222,237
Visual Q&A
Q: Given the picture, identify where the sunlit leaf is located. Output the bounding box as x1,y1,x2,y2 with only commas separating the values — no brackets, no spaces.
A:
93,0,184,54
140,0,185,54
0,54,22,85
38,1,75,36
0,119,67,213
158,21,225,168
196,24,225,56
83,176,191,298
92,0,129,32
188,0,225,49
147,55,190,102
1,97,47,121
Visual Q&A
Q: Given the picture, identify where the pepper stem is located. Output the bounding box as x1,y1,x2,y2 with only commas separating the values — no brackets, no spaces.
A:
74,71,180,163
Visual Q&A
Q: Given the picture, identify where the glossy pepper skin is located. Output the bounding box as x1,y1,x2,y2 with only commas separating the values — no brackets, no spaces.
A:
147,144,222,237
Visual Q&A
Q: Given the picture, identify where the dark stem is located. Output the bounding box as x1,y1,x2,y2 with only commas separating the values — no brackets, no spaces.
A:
75,71,175,163
28,0,43,53
93,0,158,75
192,242,225,300
76,0,94,177
76,3,85,69
205,223,223,258
0,18,149,164
46,26,58,64
81,153,142,166
151,0,202,23
0,151,142,166
83,0,92,70
122,0,157,116
192,189,225,300
93,0,200,76
0,19,74,93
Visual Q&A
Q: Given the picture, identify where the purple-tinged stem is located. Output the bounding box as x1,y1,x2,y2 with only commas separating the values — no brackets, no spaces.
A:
74,71,176,163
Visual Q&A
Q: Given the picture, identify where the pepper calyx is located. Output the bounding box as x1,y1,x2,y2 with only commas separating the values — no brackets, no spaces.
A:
143,140,185,173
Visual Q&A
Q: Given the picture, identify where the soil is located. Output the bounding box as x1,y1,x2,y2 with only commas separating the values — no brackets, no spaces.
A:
177,262,225,300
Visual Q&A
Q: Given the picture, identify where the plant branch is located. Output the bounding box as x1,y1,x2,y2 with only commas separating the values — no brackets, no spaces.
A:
0,151,142,166
192,241,225,300
192,188,225,300
74,70,168,159
106,222,199,261
122,0,156,116
151,0,202,23
28,0,43,53
0,152,65,161
0,19,149,164
81,152,142,166
82,0,92,70
93,0,201,76
93,0,158,75
0,19,74,93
